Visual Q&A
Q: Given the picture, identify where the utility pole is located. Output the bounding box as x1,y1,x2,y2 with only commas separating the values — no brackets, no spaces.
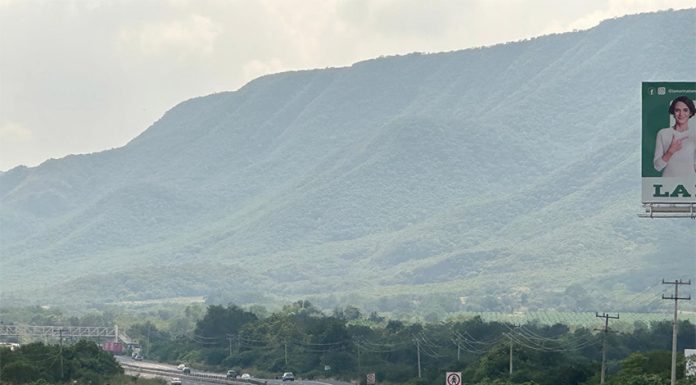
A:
507,324,520,376
356,344,361,375
284,340,288,366
596,312,619,385
227,335,233,356
146,323,151,358
662,279,691,385
59,328,65,380
416,338,421,379
509,334,513,376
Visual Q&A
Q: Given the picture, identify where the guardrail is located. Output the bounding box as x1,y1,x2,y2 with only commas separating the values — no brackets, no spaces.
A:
119,361,268,385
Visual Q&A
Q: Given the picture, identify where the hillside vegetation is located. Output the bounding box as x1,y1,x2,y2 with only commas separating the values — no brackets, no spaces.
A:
0,9,695,314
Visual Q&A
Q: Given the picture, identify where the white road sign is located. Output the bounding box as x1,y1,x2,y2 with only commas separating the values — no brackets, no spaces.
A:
367,372,376,384
446,372,462,385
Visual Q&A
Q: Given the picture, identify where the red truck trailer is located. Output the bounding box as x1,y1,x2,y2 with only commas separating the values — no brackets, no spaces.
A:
101,341,124,355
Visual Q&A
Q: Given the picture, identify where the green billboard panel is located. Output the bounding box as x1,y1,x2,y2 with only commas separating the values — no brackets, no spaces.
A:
642,82,696,203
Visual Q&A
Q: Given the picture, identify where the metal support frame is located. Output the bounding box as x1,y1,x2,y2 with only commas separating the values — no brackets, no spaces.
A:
0,325,123,344
639,203,696,219
0,325,115,338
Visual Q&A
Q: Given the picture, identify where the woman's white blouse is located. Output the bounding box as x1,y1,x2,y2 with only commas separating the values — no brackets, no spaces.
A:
653,126,696,177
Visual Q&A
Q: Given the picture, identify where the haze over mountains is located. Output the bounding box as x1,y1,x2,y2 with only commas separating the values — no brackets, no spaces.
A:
1,9,694,315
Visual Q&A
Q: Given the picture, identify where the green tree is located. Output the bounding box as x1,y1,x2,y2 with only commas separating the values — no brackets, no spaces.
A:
619,352,671,378
1,361,38,384
343,305,362,321
0,340,121,384
194,304,258,343
612,374,669,385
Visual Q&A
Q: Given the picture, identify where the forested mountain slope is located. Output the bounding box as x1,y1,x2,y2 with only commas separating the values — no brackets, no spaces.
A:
1,9,695,314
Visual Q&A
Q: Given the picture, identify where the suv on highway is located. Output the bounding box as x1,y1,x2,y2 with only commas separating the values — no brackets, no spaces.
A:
226,369,237,379
282,372,295,381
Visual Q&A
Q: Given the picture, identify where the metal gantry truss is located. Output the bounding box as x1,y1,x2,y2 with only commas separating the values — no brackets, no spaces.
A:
0,325,117,342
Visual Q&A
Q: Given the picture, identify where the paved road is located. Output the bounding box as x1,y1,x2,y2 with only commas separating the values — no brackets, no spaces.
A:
116,356,353,385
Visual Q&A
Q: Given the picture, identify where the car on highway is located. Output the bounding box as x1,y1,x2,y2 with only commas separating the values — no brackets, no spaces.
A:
177,364,186,370
282,372,295,381
170,378,182,385
133,354,143,361
226,369,237,379
182,366,191,374
240,373,251,380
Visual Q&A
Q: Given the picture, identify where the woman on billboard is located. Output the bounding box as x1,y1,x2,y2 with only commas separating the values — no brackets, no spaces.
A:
653,95,696,177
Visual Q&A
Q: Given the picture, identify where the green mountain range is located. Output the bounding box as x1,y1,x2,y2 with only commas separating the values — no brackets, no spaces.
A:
1,9,694,316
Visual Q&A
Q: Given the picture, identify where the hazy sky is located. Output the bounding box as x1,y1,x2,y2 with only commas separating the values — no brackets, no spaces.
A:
1,0,693,171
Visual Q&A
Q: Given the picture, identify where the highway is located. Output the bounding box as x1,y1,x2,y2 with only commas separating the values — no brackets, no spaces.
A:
116,356,352,385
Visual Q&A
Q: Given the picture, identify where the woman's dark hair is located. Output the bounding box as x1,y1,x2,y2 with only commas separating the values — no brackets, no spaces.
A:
668,95,696,117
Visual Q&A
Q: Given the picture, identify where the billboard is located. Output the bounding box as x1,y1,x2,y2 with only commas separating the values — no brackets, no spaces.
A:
642,82,696,203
